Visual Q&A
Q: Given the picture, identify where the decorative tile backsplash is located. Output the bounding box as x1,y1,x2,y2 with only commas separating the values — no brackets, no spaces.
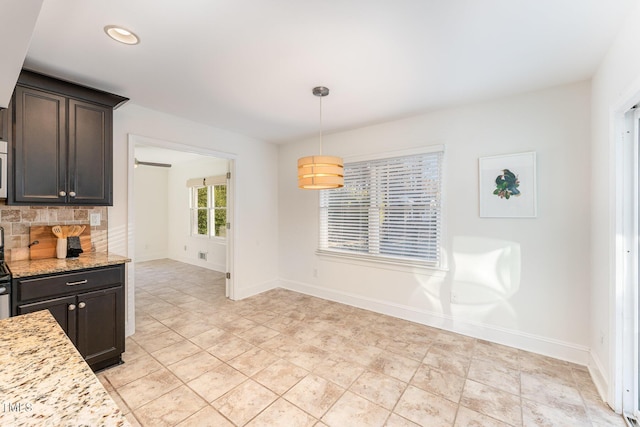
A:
0,203,108,260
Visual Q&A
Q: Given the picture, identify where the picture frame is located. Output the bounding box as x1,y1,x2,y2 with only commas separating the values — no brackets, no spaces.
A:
479,151,537,218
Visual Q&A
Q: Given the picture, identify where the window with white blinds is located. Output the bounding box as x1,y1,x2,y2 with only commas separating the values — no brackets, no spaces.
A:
319,149,443,266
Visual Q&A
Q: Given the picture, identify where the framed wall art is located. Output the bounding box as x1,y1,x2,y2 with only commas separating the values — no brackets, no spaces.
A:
479,151,537,218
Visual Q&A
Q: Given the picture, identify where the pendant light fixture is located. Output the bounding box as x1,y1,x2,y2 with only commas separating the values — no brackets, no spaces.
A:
297,86,344,189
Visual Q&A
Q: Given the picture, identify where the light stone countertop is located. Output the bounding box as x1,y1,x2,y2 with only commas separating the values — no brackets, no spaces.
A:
0,310,129,426
7,252,131,278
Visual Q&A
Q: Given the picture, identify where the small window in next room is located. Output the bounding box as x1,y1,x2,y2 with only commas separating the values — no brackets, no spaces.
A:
319,146,444,268
189,176,227,238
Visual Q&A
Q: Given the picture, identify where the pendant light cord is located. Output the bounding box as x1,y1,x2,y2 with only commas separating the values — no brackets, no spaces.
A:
319,94,323,155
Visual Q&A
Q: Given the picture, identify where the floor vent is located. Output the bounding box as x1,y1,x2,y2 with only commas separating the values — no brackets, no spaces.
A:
198,251,207,261
626,415,638,427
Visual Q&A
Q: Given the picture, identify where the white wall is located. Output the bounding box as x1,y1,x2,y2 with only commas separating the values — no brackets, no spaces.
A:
133,165,169,261
279,81,591,364
590,1,640,406
111,104,279,305
167,156,228,272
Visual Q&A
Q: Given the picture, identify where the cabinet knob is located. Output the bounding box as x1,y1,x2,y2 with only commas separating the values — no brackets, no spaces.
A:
69,191,76,197
78,302,86,309
68,304,76,311
59,191,66,197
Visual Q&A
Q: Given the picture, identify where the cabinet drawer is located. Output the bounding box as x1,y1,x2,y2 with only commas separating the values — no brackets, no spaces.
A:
17,266,123,302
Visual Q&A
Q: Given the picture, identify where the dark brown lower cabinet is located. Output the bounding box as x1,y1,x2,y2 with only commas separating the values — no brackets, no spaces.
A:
14,264,125,371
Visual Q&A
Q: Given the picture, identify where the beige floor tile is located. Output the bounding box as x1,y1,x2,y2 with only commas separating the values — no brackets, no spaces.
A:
187,363,247,403
454,406,512,427
133,329,185,353
394,385,458,426
166,351,222,383
460,380,522,426
322,391,390,427
468,357,521,395
122,338,147,363
188,326,226,349
384,413,421,426
521,371,583,411
282,344,330,371
103,354,164,388
581,392,627,426
423,345,471,378
238,324,281,345
228,347,279,377
221,316,259,333
411,363,465,403
108,260,623,427
213,379,278,426
313,355,367,388
253,358,309,395
246,398,317,427
117,368,183,410
133,385,207,427
349,370,406,411
522,397,590,427
124,412,143,427
434,332,476,356
368,350,421,383
151,339,201,365
473,340,520,370
174,406,234,427
284,374,345,419
336,340,383,366
206,332,255,361
133,319,172,339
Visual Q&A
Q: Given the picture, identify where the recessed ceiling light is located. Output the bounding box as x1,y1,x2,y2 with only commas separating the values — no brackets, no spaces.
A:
104,25,139,45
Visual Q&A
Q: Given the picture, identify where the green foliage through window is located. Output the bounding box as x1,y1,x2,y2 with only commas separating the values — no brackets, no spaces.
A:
191,184,227,237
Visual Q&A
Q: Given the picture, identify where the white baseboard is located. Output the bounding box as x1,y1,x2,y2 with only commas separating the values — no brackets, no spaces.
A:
278,279,591,365
233,278,280,300
170,256,225,273
588,350,609,402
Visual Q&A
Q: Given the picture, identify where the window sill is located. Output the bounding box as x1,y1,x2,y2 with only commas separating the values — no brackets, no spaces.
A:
315,250,448,277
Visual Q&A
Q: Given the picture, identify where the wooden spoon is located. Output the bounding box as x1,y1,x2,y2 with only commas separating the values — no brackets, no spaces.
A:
69,225,79,237
51,225,63,238
76,225,86,236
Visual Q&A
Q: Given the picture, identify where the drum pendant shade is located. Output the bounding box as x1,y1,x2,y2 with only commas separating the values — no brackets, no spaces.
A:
297,87,344,189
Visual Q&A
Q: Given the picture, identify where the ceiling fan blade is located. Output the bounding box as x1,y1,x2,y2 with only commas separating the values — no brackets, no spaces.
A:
135,158,172,168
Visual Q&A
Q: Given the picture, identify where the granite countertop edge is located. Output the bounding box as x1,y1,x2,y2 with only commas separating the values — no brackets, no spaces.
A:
0,310,129,426
7,252,131,278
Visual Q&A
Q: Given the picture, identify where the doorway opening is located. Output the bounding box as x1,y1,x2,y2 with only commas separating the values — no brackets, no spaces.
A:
126,134,236,336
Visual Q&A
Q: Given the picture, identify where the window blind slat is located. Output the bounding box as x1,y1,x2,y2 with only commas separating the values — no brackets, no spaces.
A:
319,150,443,266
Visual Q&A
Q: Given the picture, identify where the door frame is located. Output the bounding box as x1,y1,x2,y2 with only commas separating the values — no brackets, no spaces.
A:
125,133,237,335
612,85,640,419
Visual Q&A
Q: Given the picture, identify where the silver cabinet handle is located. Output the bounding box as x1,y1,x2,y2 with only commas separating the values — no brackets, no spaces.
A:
59,191,66,196
69,191,76,197
66,279,88,286
68,304,76,311
78,302,86,309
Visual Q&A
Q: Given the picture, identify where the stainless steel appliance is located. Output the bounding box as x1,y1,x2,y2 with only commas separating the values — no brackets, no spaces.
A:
0,227,11,319
0,140,6,199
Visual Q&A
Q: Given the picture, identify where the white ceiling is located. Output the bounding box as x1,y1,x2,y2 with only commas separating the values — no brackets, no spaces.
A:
12,0,640,143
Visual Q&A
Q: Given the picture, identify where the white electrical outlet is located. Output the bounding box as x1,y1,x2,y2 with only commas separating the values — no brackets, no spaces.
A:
90,213,101,226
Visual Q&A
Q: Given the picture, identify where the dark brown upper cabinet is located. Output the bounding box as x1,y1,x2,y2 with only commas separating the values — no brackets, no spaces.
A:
8,70,128,206
0,106,8,143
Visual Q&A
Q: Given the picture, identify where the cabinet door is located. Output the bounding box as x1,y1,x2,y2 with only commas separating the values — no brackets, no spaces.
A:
17,295,78,345
76,286,124,367
68,99,112,205
0,107,8,142
13,87,67,203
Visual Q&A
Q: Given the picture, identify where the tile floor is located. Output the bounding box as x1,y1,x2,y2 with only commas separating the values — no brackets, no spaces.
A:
97,259,626,426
